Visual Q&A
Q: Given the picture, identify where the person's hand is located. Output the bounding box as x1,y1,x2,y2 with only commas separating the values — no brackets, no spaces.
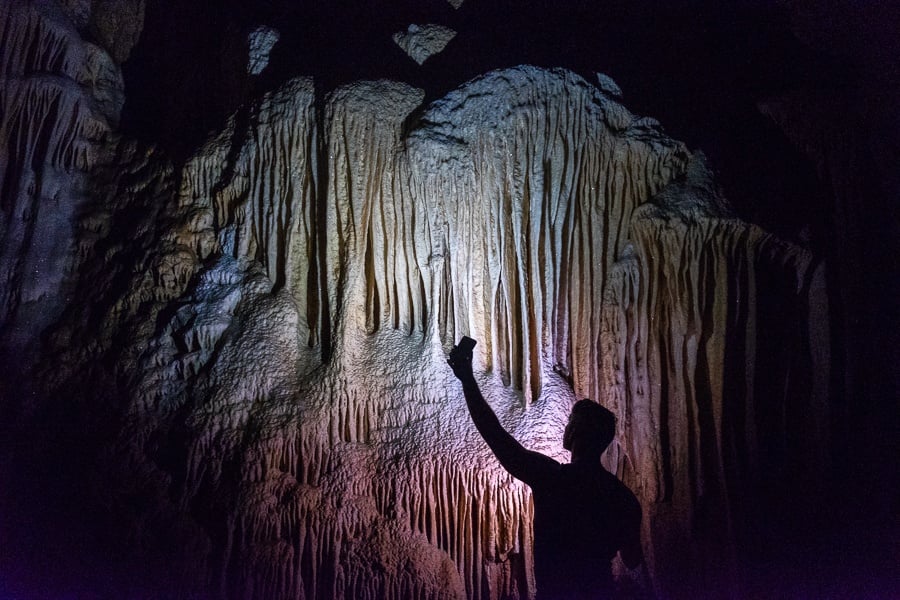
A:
447,342,475,382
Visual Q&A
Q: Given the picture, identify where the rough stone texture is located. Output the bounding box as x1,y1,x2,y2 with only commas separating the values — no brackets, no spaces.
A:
595,72,623,98
404,67,688,406
1,3,834,599
87,0,145,63
600,158,829,597
0,0,130,373
393,24,457,65
248,26,279,75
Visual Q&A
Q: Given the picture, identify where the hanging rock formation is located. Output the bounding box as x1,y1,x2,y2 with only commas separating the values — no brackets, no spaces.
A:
0,0,145,375
247,26,279,76
1,3,831,599
393,24,457,65
600,159,829,596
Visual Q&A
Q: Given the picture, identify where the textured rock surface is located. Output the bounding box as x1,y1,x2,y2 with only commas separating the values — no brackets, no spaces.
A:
393,24,457,65
248,26,279,76
595,73,623,98
87,0,145,63
1,3,839,599
0,0,131,372
600,158,829,596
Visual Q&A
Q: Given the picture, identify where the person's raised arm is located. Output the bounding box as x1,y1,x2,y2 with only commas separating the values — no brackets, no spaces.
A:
447,338,558,484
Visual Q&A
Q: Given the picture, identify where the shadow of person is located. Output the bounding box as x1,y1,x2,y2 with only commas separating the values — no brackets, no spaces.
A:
449,337,643,599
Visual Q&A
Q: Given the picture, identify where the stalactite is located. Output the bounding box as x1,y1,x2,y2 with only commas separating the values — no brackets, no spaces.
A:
323,81,427,347
177,77,321,347
407,67,690,402
598,159,825,595
0,1,122,356
108,67,816,599
2,6,831,591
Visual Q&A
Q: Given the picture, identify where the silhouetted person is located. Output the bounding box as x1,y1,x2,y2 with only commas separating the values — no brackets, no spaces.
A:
448,338,643,599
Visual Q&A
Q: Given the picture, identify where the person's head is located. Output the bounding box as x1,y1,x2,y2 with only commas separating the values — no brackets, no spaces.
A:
563,399,616,455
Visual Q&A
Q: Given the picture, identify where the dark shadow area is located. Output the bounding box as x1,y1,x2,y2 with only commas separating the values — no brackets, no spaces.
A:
122,0,832,233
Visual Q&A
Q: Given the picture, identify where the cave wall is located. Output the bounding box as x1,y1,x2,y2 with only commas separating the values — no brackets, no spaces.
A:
3,1,890,599
0,0,121,371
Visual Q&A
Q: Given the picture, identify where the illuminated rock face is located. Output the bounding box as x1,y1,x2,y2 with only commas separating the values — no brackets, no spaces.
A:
393,24,457,65
1,4,828,599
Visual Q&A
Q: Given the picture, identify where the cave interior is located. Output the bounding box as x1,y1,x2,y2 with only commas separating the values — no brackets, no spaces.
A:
0,0,898,598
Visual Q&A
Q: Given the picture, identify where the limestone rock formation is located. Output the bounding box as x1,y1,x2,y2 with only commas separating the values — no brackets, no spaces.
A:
87,0,145,63
393,24,457,65
1,3,834,599
0,0,134,373
600,158,829,596
595,73,623,98
248,26,279,75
